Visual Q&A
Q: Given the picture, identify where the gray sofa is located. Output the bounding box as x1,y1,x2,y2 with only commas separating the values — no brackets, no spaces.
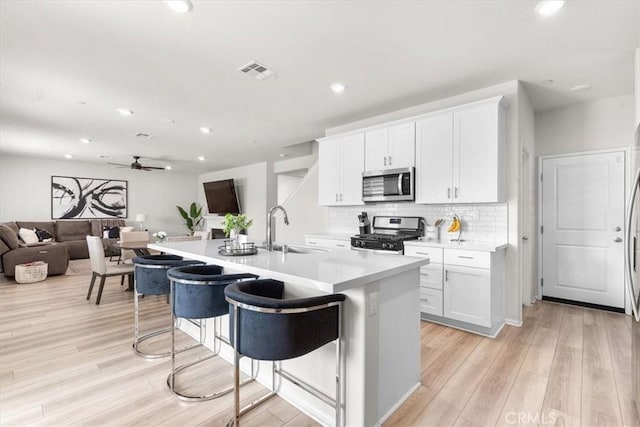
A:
0,220,124,277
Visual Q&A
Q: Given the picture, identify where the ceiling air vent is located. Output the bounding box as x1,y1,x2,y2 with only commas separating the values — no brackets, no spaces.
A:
238,60,277,81
133,132,154,139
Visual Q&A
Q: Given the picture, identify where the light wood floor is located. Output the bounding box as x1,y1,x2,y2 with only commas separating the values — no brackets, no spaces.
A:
1,261,639,426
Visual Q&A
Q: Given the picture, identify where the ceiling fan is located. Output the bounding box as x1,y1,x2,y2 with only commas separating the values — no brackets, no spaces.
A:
108,156,165,171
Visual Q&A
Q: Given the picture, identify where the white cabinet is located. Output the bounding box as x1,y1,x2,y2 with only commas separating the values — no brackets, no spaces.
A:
405,243,505,337
365,122,415,171
405,246,444,316
442,248,504,331
444,265,491,327
415,97,505,204
304,235,350,250
318,133,365,206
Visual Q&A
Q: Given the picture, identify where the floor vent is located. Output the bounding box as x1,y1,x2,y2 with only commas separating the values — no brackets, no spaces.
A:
238,60,277,81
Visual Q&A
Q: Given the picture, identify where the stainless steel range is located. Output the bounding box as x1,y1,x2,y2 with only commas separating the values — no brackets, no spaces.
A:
351,216,425,254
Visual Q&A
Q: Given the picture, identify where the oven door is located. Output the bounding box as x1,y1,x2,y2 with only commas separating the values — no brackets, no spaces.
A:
351,246,403,255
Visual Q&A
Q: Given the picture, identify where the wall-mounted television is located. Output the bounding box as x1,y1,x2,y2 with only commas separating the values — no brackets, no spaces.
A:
203,179,241,215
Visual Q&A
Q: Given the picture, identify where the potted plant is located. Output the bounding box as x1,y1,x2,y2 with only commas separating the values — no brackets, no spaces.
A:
222,213,253,245
176,202,204,236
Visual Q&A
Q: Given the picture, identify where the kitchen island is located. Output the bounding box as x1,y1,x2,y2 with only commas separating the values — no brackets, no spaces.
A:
148,239,429,427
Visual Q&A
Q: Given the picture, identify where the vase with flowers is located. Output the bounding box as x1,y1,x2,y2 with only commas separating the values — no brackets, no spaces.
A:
222,214,253,247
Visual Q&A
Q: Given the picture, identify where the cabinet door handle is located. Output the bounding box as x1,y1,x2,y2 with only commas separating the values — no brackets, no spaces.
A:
389,156,392,165
384,157,387,166
455,187,459,198
416,251,431,255
445,270,449,281
336,244,346,247
458,256,474,259
340,193,343,202
308,241,317,245
447,188,451,199
335,193,338,202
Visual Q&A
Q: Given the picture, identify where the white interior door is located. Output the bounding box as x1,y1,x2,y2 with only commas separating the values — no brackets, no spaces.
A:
541,151,625,308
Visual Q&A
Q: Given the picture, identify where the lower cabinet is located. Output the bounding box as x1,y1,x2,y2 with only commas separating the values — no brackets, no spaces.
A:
405,243,505,337
304,235,350,250
443,265,491,327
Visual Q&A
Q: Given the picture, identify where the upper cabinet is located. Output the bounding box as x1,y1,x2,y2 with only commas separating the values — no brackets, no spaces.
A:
416,97,506,204
318,133,365,206
365,122,415,171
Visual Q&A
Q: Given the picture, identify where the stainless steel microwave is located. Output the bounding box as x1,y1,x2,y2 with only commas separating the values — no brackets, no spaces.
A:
362,167,414,202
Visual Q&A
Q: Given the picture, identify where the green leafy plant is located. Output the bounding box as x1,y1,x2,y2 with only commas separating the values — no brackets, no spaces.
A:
222,213,253,237
176,202,204,235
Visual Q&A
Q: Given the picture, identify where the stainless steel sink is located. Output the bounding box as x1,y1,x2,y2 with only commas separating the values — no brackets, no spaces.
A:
256,244,329,254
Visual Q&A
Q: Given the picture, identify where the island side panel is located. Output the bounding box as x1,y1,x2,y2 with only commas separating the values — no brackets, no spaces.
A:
374,268,422,424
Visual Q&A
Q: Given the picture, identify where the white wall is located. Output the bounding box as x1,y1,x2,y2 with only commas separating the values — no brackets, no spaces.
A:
535,93,634,156
199,161,277,243
278,164,329,245
518,84,537,306
0,154,198,235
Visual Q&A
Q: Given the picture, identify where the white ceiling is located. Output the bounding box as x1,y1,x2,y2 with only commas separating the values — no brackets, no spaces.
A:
0,0,637,173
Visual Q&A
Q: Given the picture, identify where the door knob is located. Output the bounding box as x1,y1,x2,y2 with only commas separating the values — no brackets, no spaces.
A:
522,236,529,241
614,237,623,242
615,226,621,232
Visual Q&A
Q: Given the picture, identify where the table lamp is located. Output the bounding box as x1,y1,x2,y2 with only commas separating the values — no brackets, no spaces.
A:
135,213,147,230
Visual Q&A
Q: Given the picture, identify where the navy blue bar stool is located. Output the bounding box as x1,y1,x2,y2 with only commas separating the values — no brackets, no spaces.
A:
132,255,204,359
166,264,259,401
225,279,346,427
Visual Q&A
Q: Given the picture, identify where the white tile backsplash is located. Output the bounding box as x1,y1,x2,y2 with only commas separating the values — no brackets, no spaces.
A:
328,203,508,244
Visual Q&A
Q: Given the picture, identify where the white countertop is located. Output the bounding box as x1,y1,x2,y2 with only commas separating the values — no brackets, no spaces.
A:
404,239,508,252
148,239,428,293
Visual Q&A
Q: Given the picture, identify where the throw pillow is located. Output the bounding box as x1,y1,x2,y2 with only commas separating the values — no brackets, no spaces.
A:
34,228,54,242
0,224,20,249
18,228,39,245
102,226,120,239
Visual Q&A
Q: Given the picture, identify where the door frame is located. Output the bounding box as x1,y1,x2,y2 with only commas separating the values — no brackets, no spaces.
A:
537,147,630,312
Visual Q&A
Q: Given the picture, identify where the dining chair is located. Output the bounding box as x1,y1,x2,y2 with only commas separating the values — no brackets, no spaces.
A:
119,230,150,264
86,236,134,305
192,231,210,240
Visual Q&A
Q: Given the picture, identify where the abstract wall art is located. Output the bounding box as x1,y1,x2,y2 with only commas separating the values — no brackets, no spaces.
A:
51,176,128,219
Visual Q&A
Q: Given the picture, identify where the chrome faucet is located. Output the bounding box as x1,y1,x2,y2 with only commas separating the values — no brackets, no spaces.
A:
266,205,290,251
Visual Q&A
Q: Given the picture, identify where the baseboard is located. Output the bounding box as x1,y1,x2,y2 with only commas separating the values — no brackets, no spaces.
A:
376,382,421,426
505,318,523,327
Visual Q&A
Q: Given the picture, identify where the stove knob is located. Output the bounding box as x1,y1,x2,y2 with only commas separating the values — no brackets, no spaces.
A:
361,241,367,247
382,243,388,249
355,240,362,247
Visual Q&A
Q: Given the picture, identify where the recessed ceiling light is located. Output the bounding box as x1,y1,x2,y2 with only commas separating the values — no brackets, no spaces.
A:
541,79,554,85
99,155,111,159
570,84,592,92
535,0,565,16
200,127,212,134
198,156,206,161
165,165,173,170
117,108,134,116
163,118,175,124
64,154,73,159
165,0,193,13
79,138,91,144
330,82,346,94
78,101,87,105
279,153,288,158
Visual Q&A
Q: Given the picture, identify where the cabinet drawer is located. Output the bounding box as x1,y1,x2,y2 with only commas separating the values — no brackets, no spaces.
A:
420,287,443,317
404,246,443,263
304,237,349,250
420,263,443,290
444,249,490,268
